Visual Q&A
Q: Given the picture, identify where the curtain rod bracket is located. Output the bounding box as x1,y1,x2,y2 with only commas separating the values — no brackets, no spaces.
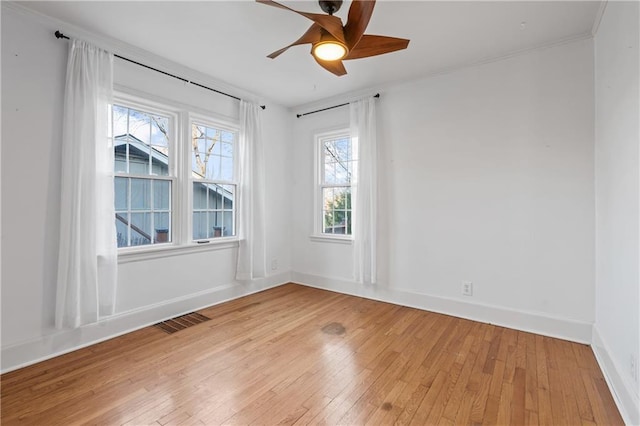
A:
54,30,266,110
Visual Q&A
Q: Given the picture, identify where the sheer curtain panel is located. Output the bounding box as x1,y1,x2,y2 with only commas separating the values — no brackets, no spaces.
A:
351,97,378,284
236,101,267,280
56,39,117,329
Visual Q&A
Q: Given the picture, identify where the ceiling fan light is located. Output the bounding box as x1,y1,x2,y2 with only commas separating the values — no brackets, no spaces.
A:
313,41,347,61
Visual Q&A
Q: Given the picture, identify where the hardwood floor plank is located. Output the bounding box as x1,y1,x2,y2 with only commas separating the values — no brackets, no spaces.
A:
0,284,623,426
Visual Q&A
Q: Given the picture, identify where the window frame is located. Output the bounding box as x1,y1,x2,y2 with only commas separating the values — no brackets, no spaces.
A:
313,128,355,242
188,114,239,243
112,91,240,263
112,95,179,252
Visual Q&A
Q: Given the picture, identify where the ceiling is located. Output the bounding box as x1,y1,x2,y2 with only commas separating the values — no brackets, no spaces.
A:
19,1,601,108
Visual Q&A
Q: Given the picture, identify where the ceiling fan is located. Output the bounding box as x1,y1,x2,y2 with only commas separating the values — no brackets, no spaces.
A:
257,0,410,76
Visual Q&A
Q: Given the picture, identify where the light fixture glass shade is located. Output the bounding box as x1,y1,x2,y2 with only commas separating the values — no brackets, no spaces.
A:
313,41,347,61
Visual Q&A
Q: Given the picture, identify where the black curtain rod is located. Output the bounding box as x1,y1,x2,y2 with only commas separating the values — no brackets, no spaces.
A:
55,31,265,110
296,93,380,118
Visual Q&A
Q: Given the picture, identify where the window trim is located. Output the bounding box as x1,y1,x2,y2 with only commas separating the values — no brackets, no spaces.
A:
113,96,180,252
312,128,354,241
188,113,240,243
112,90,240,261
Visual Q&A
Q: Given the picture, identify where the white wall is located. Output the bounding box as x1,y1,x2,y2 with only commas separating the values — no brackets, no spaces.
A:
593,2,640,424
292,38,596,342
1,4,292,371
4,11,636,425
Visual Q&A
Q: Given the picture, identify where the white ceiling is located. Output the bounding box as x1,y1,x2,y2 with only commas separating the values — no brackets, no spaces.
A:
19,1,601,108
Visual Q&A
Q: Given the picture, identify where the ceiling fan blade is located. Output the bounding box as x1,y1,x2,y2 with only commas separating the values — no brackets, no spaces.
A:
312,55,347,76
256,0,346,44
267,23,323,59
344,0,376,49
344,35,410,60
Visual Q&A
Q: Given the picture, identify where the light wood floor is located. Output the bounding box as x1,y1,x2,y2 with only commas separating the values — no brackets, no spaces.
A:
1,284,623,425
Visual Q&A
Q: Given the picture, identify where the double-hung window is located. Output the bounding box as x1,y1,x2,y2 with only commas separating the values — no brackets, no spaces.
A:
317,131,355,237
113,103,174,248
191,120,237,240
112,94,238,255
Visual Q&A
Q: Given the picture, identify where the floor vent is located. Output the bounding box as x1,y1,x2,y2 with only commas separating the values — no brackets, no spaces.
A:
154,312,211,334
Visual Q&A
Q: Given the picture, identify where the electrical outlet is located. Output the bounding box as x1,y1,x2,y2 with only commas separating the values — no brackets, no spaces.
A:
271,259,278,271
462,281,473,296
631,355,638,383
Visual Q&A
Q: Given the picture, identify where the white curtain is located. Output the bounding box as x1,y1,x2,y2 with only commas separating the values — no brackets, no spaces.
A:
236,101,267,280
56,39,116,329
351,97,378,284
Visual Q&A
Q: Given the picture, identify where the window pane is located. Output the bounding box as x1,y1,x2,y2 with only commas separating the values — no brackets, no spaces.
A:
322,185,352,235
151,155,169,176
192,137,205,155
131,179,150,210
113,105,129,137
192,123,235,182
205,156,221,180
193,182,208,209
154,213,170,243
323,209,334,234
114,177,128,211
222,185,235,209
333,187,348,208
221,131,233,143
129,110,151,145
323,187,334,233
190,123,236,241
153,180,170,210
335,138,350,162
151,115,169,147
212,139,222,156
210,212,222,238
318,133,353,236
324,140,335,163
223,210,234,237
114,105,171,178
324,162,336,184
116,214,128,247
192,152,205,177
114,141,127,173
210,185,221,209
114,103,173,248
334,161,350,184
221,142,233,157
130,213,151,246
206,127,220,155
129,159,148,175
220,156,233,181
193,211,207,240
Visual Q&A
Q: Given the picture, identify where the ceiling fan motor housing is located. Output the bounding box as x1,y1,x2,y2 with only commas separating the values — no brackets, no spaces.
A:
319,0,343,15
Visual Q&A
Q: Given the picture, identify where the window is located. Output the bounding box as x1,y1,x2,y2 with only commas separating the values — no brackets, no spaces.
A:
317,131,355,236
113,104,173,248
191,122,237,240
111,94,239,254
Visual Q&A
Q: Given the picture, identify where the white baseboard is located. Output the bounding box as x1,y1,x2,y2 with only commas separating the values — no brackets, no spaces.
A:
292,272,593,344
1,272,291,374
592,326,640,426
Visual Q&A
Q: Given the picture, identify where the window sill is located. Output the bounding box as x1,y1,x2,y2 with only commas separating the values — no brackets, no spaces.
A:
309,234,353,245
118,238,239,264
